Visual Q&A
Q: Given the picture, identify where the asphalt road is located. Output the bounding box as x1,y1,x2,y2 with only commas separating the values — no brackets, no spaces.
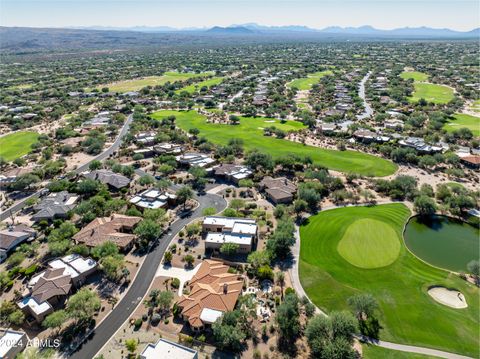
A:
0,114,134,222
69,191,227,359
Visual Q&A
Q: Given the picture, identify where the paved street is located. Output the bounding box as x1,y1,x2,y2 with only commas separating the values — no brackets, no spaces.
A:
0,114,134,222
69,191,227,359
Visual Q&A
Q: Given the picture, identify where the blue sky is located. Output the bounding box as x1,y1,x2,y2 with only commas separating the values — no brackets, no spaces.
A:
1,0,478,30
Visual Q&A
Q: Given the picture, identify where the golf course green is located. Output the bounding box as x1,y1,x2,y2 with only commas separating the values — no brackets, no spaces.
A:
299,204,479,357
0,131,39,161
337,218,400,269
287,70,333,90
151,110,397,177
404,215,479,272
443,113,480,137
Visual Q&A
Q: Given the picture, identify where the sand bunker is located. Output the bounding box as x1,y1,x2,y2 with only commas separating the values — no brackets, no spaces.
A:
428,287,468,309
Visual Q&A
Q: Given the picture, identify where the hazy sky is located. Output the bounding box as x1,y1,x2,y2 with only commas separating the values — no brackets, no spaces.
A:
1,0,478,31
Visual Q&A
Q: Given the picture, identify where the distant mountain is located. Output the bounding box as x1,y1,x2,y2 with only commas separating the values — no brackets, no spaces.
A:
319,25,478,38
234,23,317,33
206,26,255,34
66,23,479,38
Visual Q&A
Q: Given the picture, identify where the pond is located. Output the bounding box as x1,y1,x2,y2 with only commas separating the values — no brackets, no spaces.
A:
404,215,479,272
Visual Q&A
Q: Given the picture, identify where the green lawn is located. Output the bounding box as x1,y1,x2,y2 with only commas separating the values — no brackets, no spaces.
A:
337,218,400,269
400,71,454,104
91,71,214,92
443,113,480,137
287,70,333,90
400,71,429,82
299,204,479,357
0,131,39,161
151,110,397,177
409,83,454,104
175,77,224,94
362,345,439,359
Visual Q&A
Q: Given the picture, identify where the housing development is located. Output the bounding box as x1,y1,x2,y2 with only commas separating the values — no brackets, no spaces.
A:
0,9,479,359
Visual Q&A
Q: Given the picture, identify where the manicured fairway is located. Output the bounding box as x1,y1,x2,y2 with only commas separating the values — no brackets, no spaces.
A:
0,131,39,161
400,71,454,104
299,204,479,357
443,113,480,136
93,72,214,92
337,218,400,269
175,77,224,94
151,110,397,177
409,83,454,104
362,345,438,359
287,70,333,90
400,71,429,82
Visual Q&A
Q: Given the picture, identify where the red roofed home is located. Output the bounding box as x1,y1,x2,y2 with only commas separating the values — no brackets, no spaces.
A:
176,260,243,331
460,155,480,169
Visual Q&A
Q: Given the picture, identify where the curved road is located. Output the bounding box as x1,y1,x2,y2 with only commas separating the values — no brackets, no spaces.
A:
69,191,227,359
289,202,474,359
0,114,134,222
357,71,374,120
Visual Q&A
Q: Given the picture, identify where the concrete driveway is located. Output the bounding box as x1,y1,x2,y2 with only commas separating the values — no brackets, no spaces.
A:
155,263,201,295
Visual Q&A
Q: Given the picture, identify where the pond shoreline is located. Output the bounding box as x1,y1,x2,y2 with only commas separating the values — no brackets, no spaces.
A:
402,214,479,274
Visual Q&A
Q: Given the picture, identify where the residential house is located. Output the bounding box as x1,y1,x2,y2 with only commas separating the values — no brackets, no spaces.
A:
18,254,97,323
72,214,142,250
399,137,443,154
259,176,297,204
140,339,198,359
177,260,243,331
353,129,376,144
83,170,131,191
0,224,36,263
212,164,252,184
203,216,257,253
130,189,177,210
384,119,404,130
176,153,215,168
0,167,36,189
31,191,78,222
318,123,337,135
135,132,157,146
83,112,110,128
133,148,155,158
153,143,184,155
460,155,480,169
0,329,27,359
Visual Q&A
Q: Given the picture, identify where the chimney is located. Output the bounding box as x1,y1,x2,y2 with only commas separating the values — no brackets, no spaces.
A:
90,228,95,236
223,283,228,294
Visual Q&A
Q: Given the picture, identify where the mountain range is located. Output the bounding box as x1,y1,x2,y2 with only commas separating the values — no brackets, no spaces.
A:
70,23,479,38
